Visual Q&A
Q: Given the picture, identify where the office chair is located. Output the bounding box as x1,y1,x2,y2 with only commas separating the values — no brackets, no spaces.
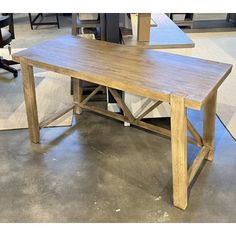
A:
0,13,18,77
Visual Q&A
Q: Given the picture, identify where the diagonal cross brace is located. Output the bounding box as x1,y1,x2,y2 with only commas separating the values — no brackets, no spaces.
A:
108,88,135,122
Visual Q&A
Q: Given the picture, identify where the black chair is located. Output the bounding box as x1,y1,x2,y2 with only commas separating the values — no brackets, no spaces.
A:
0,13,18,77
28,13,60,30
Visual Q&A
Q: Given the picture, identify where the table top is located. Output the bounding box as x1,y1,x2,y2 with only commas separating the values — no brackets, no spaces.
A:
12,35,232,110
122,13,195,49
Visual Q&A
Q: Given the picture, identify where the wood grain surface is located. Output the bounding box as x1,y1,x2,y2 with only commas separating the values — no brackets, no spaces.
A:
12,35,232,110
170,94,188,209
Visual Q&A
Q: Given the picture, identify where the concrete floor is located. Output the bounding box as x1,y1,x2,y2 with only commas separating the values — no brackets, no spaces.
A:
0,109,236,222
0,14,236,222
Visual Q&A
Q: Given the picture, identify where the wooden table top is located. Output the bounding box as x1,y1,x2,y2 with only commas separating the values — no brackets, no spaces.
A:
12,35,232,110
122,14,195,49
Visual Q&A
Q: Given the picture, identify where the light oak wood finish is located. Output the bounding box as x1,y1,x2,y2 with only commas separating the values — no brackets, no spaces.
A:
72,78,83,114
109,88,135,122
20,59,40,143
78,86,171,137
78,92,201,145
161,31,236,139
137,13,151,42
170,94,188,210
81,85,102,106
188,146,210,186
188,137,201,148
12,35,232,110
13,35,232,210
78,87,199,143
203,91,217,161
137,101,163,121
39,104,75,128
71,14,77,36
79,102,171,138
187,118,203,147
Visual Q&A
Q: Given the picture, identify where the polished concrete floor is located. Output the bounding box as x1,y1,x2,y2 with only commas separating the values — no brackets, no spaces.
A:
0,14,236,223
0,108,236,222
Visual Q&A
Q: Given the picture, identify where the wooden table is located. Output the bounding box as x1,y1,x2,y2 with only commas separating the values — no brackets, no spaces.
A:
12,35,232,210
122,13,195,49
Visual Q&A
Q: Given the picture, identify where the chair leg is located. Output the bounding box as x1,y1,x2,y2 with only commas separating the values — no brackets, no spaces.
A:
28,13,33,30
0,59,18,77
56,14,60,29
2,59,19,66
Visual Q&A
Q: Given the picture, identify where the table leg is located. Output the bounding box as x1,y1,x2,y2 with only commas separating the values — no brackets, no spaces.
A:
170,94,188,210
203,91,217,161
21,61,40,143
73,78,83,114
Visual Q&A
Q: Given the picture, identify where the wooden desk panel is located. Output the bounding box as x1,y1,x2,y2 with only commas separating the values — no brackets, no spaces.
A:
12,35,232,110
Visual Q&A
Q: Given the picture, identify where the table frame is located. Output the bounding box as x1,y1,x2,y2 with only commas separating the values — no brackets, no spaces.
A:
20,58,217,210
